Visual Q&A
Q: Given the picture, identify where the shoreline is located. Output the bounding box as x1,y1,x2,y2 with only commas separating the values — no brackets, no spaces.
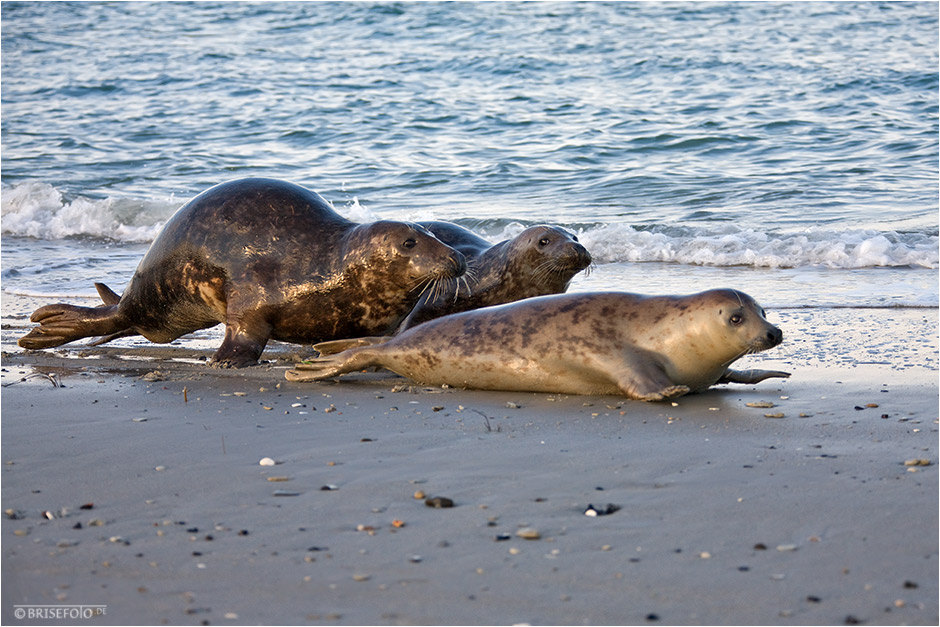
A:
2,323,938,625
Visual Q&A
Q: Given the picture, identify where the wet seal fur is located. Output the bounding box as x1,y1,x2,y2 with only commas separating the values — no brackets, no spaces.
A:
399,221,592,331
18,178,467,367
286,289,790,401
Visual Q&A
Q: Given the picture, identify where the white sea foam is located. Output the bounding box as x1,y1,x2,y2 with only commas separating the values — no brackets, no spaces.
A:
3,182,937,270
334,196,380,223
476,221,938,269
576,224,938,270
1,182,176,242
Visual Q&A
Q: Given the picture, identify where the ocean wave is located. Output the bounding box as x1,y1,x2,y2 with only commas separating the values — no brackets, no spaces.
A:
577,223,938,269
0,181,379,243
1,182,177,242
2,182,936,270
489,222,938,270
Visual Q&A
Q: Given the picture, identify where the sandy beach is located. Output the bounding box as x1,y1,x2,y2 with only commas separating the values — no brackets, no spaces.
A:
2,2,937,624
1,304,937,626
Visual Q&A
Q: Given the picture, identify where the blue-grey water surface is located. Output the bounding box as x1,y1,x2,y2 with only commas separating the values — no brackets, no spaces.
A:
2,1,938,321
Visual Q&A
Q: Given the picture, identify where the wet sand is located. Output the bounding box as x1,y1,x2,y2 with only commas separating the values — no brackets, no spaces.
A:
1,307,937,626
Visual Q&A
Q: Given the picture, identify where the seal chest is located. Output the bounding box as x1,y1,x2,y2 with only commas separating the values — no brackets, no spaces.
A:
18,178,467,367
287,289,790,401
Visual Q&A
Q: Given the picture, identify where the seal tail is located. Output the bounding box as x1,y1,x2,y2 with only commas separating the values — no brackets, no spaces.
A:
285,348,379,382
18,304,129,350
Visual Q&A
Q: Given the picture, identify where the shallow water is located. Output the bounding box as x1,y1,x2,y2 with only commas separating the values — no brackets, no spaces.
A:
1,1,937,355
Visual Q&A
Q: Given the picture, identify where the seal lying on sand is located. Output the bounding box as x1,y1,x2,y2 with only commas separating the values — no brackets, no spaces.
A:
286,289,790,401
398,221,592,331
18,178,467,367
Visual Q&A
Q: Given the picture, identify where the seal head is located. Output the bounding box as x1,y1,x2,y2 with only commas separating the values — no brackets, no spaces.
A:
398,222,592,330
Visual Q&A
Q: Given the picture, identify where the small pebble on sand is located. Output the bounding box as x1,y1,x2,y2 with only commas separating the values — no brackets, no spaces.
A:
746,401,776,408
516,527,541,540
425,496,454,508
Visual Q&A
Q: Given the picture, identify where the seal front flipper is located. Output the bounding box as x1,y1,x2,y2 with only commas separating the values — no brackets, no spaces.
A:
718,369,791,385
619,380,691,402
211,317,271,368
609,354,691,401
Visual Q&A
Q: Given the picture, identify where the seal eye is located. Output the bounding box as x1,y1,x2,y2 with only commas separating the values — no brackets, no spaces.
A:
729,314,744,326
402,238,417,250
538,237,551,247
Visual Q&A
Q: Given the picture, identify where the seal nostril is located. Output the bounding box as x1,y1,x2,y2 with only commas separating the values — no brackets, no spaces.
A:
767,328,782,344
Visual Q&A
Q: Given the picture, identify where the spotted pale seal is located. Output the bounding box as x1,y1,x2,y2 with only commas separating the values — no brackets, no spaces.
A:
286,289,790,401
399,221,592,330
18,178,467,367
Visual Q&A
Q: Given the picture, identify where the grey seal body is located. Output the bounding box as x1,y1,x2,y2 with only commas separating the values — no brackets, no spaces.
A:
19,178,467,367
398,221,592,331
287,289,790,401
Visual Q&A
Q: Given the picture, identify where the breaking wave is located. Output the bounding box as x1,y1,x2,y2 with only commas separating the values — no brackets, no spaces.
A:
3,182,936,270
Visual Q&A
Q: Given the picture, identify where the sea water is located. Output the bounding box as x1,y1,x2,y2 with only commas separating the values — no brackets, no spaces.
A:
1,1,937,356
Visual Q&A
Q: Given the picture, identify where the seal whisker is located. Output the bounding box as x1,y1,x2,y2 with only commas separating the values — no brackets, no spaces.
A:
432,277,452,303
530,259,558,285
456,275,473,301
409,274,440,300
532,259,571,288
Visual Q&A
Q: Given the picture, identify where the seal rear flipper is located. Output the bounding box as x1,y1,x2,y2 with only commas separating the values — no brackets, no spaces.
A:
718,368,791,385
287,349,380,382
19,304,125,350
313,336,391,356
285,365,334,382
94,282,122,306
88,329,139,346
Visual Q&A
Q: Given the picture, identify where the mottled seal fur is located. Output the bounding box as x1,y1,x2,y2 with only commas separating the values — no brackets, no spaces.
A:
286,289,790,401
313,221,593,355
18,178,467,367
399,221,592,330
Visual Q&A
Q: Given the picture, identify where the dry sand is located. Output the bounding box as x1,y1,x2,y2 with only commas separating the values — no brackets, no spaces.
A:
1,307,937,626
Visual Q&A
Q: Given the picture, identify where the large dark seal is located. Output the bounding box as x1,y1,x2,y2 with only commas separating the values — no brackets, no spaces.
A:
398,221,592,331
18,178,467,367
286,289,790,401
